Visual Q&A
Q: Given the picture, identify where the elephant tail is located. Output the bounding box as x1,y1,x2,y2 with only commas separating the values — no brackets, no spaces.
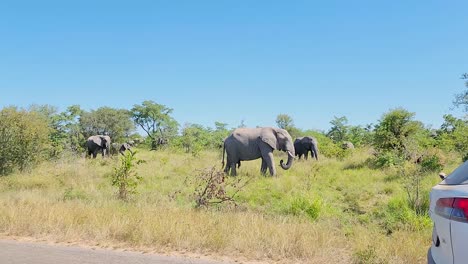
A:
221,142,226,168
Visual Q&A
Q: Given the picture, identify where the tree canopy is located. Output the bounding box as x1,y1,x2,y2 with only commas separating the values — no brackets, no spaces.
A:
130,100,179,148
80,107,135,143
453,73,468,112
0,107,51,175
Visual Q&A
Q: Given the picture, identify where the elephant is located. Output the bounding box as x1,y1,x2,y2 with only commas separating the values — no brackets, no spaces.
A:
119,143,133,155
131,138,144,146
222,127,295,176
341,141,354,150
294,136,319,160
111,142,120,155
86,135,111,158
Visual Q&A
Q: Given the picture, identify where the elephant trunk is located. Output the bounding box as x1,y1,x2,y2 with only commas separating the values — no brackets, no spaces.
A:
280,151,294,170
312,144,319,160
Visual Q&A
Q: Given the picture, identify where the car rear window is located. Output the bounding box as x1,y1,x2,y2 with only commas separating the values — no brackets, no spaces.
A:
440,161,468,185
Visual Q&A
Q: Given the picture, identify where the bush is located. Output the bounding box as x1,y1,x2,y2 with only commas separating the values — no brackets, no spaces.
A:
353,246,387,264
376,196,431,234
373,108,426,154
112,151,144,200
372,151,405,168
285,195,321,220
420,154,444,172
186,167,252,208
0,107,51,175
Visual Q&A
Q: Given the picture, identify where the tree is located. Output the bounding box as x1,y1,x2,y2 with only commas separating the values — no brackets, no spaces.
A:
0,107,51,175
130,101,179,149
327,116,349,143
373,108,424,155
347,125,373,147
179,123,211,155
436,114,468,157
60,105,85,153
213,121,230,148
80,107,135,143
29,104,66,156
276,114,294,130
275,114,301,138
453,73,468,112
29,104,85,156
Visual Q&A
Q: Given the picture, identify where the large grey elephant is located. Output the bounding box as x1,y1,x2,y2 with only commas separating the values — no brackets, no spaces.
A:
222,127,295,176
86,135,111,158
294,136,319,160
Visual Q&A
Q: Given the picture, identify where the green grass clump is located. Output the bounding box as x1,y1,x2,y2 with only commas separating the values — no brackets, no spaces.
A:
285,195,322,220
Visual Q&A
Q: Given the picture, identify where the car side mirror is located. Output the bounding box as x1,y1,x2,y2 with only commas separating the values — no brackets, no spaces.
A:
439,172,447,180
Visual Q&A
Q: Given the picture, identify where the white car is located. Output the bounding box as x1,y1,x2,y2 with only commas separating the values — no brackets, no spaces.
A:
429,161,468,264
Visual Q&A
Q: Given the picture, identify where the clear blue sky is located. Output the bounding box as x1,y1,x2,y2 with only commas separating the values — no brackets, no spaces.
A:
0,1,466,131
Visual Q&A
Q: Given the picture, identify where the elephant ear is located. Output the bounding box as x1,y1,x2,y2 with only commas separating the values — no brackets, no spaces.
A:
260,128,278,150
99,136,108,147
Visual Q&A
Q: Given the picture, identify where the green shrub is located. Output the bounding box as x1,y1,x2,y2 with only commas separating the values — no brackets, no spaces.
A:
372,151,404,168
63,187,88,201
286,195,321,220
0,107,51,175
420,154,444,172
376,197,431,234
112,151,144,200
353,246,387,264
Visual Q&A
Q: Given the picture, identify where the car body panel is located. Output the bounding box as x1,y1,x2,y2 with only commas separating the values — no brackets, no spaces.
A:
429,162,468,264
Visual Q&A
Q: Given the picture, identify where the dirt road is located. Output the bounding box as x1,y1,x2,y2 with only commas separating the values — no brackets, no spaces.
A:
0,239,227,264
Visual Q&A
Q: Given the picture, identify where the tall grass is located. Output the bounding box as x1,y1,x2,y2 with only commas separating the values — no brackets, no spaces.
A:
0,148,458,263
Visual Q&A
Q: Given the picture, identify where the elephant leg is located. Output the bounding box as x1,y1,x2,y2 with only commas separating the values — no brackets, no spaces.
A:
224,161,231,174
260,158,267,175
92,149,98,158
230,162,237,176
261,151,276,176
305,152,308,160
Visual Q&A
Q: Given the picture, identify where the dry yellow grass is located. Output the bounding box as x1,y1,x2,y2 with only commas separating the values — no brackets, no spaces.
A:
0,148,442,263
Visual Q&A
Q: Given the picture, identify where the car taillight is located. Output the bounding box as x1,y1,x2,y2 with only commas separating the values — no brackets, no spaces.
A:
436,197,468,222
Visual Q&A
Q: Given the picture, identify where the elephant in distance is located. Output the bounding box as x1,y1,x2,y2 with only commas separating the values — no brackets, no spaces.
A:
86,135,111,158
294,136,319,160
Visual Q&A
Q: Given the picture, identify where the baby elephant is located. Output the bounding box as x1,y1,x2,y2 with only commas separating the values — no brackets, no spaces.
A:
119,143,133,155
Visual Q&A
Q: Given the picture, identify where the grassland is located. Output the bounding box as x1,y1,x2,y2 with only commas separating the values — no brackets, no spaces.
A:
0,148,458,263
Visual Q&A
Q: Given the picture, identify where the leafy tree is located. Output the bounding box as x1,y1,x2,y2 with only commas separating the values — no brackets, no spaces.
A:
276,114,294,130
29,104,85,156
347,125,373,147
130,101,179,149
60,105,85,153
275,114,302,139
179,123,211,156
80,107,135,143
212,121,230,148
453,73,468,112
327,116,349,143
0,107,51,175
29,104,66,156
373,108,425,158
436,114,468,157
